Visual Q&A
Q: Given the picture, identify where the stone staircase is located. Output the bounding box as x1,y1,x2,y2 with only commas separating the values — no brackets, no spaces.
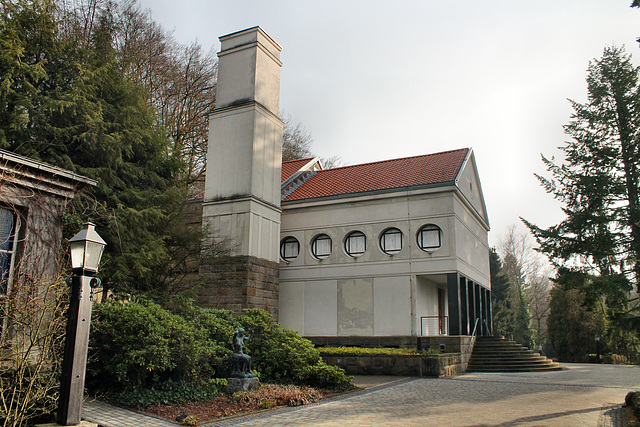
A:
467,336,564,372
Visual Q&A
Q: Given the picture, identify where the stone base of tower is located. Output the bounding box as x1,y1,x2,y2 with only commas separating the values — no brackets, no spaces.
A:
198,256,279,319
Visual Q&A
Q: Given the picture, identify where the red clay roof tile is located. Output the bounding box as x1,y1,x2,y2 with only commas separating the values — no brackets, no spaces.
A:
283,148,469,202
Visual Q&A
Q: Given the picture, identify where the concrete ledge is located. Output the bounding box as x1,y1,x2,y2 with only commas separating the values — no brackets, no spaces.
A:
321,353,465,377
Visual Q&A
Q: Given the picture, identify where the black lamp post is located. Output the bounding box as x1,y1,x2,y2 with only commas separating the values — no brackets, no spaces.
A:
595,334,601,364
57,223,106,426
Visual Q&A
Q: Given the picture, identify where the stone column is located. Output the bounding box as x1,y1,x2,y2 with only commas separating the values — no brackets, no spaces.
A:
200,27,283,318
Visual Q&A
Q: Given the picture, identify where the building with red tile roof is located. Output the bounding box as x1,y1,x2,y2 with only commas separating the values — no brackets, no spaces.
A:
277,147,491,343
283,148,470,202
199,27,492,345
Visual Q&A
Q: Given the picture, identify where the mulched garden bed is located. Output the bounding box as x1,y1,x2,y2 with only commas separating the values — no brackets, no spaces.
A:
144,384,340,425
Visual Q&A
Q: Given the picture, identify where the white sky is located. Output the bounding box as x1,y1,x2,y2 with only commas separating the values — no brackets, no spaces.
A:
139,0,639,246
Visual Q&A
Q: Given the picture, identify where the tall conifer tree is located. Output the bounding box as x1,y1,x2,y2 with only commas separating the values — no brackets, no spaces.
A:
524,46,640,298
524,46,640,358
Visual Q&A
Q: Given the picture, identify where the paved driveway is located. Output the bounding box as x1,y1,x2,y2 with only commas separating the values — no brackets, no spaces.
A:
209,363,639,427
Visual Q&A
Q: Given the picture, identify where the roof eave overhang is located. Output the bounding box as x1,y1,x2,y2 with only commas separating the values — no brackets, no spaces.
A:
282,180,456,206
453,148,490,230
0,149,97,199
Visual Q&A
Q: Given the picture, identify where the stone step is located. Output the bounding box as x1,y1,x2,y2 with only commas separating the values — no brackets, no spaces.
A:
472,350,537,356
468,359,558,367
474,336,511,342
470,355,547,363
474,342,524,347
468,336,563,373
473,342,525,348
467,364,564,372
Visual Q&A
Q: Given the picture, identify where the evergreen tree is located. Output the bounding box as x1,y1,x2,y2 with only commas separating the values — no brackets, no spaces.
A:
490,247,535,347
501,252,533,347
524,46,640,359
489,248,513,338
0,0,188,294
547,269,605,362
523,46,639,296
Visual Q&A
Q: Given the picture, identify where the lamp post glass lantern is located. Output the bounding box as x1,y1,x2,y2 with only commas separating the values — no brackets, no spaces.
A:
69,222,106,275
58,222,106,426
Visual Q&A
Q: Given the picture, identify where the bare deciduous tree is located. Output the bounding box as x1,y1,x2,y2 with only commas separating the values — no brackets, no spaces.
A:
114,1,217,190
281,114,340,168
497,224,553,348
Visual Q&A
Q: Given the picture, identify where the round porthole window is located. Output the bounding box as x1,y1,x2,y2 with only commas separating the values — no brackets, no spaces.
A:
417,224,442,251
380,227,403,255
280,236,300,261
311,234,332,259
345,231,366,257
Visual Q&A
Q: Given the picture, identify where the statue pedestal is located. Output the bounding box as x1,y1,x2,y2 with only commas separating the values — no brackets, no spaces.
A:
224,377,260,394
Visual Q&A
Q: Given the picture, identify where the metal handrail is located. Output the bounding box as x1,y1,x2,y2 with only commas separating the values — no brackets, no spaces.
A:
419,315,449,336
483,318,492,336
467,318,480,353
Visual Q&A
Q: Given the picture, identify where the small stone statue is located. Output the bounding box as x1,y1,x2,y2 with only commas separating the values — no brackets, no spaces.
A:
231,327,255,378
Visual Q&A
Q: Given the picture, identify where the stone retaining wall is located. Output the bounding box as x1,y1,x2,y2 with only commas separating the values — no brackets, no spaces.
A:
309,335,472,352
321,353,466,377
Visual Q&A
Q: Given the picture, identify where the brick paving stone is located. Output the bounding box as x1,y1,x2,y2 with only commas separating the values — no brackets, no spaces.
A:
597,404,623,427
83,399,179,427
84,363,640,427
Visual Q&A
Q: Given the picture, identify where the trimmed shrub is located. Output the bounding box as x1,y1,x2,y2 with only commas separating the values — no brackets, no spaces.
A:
236,309,352,390
171,301,237,377
106,378,227,408
88,302,352,407
87,299,227,398
296,362,353,390
625,391,640,420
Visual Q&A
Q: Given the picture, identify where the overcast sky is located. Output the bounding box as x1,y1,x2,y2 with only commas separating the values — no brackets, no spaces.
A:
139,0,639,246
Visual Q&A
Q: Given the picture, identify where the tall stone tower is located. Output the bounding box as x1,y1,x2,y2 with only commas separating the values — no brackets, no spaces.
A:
200,27,283,318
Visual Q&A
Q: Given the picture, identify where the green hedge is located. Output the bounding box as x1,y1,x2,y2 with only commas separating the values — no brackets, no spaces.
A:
317,347,425,356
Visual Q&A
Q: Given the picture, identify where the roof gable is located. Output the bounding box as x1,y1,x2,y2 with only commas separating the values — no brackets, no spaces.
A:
282,158,316,183
283,148,469,202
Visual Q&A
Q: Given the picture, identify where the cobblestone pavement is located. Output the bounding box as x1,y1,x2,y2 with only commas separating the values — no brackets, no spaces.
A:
84,363,639,427
205,363,639,427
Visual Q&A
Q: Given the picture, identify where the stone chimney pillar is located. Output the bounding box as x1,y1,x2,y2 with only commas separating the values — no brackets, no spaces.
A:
200,27,283,318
